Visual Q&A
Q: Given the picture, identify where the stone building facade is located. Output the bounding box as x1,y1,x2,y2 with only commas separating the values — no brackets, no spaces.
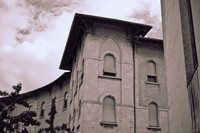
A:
12,13,168,133
161,0,200,133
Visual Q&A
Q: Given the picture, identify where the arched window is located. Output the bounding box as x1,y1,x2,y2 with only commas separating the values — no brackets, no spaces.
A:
149,102,158,127
79,59,84,86
78,100,81,122
103,96,116,122
70,81,74,104
103,54,116,76
81,59,84,79
73,109,76,125
147,61,157,82
40,102,45,118
63,92,68,109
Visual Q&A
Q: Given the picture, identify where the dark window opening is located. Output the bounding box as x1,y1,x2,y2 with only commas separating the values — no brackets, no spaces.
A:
148,75,157,82
40,109,44,117
40,102,45,118
63,92,68,109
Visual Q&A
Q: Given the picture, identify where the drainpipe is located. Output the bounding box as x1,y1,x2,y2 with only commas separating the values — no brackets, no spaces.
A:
132,37,137,133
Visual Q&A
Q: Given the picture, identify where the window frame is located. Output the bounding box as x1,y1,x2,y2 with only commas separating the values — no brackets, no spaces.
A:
149,102,159,127
147,61,157,82
63,92,68,110
40,102,45,118
103,54,116,76
102,96,116,123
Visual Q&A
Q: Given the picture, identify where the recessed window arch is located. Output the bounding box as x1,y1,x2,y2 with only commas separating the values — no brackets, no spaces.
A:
78,100,81,122
103,54,116,76
63,92,68,109
149,102,159,127
73,108,76,125
102,96,116,123
40,102,45,118
147,61,157,82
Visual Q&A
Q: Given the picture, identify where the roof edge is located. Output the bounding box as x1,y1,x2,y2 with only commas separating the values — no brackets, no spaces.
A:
59,13,153,70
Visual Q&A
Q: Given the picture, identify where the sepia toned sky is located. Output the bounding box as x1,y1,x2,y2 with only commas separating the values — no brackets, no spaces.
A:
0,0,162,93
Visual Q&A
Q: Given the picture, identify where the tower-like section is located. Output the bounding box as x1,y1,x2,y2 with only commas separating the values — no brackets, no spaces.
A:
60,13,168,133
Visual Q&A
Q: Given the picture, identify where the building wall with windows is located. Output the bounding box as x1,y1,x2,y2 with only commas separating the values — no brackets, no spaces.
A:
77,23,135,133
161,0,200,133
19,73,71,133
59,13,168,133
11,13,168,133
134,38,168,133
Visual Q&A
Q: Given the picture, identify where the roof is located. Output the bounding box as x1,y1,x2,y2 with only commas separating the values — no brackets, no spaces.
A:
134,36,163,43
59,13,152,70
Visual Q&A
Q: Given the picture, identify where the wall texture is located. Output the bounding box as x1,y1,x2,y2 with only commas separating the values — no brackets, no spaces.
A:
161,0,200,132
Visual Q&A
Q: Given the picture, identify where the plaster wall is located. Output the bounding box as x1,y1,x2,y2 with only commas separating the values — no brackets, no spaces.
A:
161,0,193,132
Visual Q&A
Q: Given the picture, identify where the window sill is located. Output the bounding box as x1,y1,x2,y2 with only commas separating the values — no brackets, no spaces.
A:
146,81,160,85
147,126,161,130
98,75,121,80
100,121,118,126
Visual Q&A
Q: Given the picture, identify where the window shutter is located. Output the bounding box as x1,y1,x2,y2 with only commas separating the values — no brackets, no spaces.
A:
149,103,158,126
103,97,115,122
147,61,157,82
148,61,156,76
104,54,116,75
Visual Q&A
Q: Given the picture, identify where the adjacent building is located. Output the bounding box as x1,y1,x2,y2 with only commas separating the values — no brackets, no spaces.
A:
11,13,168,133
161,0,200,133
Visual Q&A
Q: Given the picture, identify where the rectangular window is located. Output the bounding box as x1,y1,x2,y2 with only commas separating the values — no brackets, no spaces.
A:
40,109,44,117
70,91,73,104
147,75,157,82
63,99,67,109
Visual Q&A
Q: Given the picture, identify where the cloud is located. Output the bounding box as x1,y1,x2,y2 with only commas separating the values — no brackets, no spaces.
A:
128,0,163,38
0,0,82,93
0,37,64,93
14,0,84,43
0,12,71,93
0,0,84,46
0,0,163,93
0,0,29,45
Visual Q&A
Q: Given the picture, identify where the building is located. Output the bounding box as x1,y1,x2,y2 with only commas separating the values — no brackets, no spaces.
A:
161,0,200,133
12,13,168,133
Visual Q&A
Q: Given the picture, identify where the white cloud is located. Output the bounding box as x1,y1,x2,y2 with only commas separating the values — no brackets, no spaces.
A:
0,0,29,45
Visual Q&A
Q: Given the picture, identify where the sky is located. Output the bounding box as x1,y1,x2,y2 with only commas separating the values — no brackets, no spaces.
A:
0,0,162,93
